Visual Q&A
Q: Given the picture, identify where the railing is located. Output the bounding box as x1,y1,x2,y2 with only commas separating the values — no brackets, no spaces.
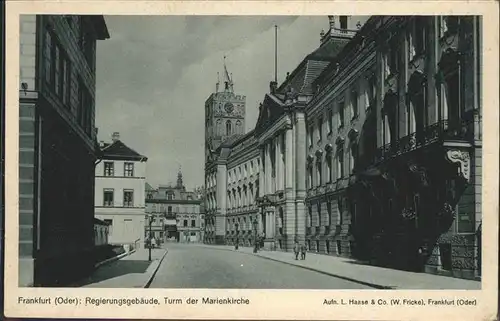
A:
359,120,473,168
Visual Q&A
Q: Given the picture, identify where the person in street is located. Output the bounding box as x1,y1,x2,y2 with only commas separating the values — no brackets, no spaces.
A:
300,243,307,260
151,237,157,249
293,241,300,260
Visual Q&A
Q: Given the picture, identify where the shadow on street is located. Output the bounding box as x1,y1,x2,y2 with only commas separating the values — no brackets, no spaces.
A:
70,259,153,287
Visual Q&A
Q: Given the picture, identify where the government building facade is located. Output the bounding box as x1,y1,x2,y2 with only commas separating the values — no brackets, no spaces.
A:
204,15,482,280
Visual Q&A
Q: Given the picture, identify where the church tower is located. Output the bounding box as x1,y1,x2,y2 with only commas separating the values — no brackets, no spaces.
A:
204,57,246,163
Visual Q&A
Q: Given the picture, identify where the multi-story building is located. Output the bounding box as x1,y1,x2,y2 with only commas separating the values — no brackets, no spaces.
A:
145,171,204,243
204,16,359,249
204,15,482,280
95,132,148,250
18,15,109,286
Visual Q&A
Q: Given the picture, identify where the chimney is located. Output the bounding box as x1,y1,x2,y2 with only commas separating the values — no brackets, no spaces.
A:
112,132,120,142
269,81,278,94
286,72,290,80
99,140,105,148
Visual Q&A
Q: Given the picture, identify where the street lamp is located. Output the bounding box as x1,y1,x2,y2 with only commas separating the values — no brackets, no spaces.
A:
146,214,153,262
253,218,258,253
235,223,239,250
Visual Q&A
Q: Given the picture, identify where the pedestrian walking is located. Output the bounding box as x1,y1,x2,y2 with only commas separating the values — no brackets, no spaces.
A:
293,241,300,260
151,237,157,249
300,243,307,260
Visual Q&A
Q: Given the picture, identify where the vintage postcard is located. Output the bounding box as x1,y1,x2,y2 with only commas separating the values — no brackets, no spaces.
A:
3,0,499,320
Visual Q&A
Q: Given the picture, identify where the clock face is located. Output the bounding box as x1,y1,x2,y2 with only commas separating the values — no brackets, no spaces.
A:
224,102,234,113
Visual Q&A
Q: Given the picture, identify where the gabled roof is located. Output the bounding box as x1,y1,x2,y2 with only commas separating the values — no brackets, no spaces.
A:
101,140,148,161
145,182,155,191
254,93,286,136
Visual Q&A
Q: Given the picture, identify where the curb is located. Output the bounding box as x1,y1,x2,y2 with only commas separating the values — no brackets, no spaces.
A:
143,249,169,288
199,245,393,290
95,249,137,269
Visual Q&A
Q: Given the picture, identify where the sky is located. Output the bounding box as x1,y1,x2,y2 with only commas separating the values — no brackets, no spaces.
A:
94,16,360,190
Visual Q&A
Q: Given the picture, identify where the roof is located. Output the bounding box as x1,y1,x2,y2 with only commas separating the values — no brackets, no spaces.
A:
145,182,155,191
276,34,350,96
101,140,148,161
89,15,110,40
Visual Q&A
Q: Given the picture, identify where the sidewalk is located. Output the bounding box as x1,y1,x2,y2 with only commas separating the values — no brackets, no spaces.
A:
76,247,167,288
195,244,481,290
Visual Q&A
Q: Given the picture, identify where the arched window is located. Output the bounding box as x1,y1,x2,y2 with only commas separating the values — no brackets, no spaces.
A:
437,48,461,132
236,120,242,134
226,120,232,135
382,90,399,145
407,70,428,142
335,138,345,179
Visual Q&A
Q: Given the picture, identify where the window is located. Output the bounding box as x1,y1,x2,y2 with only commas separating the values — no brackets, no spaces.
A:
327,201,332,226
54,46,61,96
326,153,333,183
167,193,173,200
411,17,426,57
367,76,376,108
317,204,321,227
226,120,232,135
308,126,314,146
44,28,54,85
104,162,114,176
168,206,172,214
338,101,345,127
351,91,358,119
103,189,114,207
327,109,333,133
79,22,95,70
318,117,323,141
78,80,92,136
386,42,399,76
316,161,322,186
339,16,348,29
191,220,196,227
104,219,113,234
44,28,72,106
123,190,134,207
337,147,344,178
124,162,134,177
308,165,313,189
183,220,188,227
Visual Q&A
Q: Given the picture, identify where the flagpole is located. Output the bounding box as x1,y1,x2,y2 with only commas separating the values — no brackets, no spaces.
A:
274,25,278,83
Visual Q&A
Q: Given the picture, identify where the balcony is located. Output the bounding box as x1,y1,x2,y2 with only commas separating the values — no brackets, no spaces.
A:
360,120,473,169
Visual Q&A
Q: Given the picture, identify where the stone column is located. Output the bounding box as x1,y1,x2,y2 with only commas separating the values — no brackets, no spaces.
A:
295,111,307,245
257,146,265,197
266,142,272,195
276,133,282,191
215,164,227,244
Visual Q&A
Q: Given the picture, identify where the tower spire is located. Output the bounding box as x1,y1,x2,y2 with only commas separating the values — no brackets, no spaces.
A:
223,55,233,92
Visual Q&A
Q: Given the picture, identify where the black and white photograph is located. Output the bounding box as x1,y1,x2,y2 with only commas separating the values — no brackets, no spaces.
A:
4,1,499,320
15,13,484,290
